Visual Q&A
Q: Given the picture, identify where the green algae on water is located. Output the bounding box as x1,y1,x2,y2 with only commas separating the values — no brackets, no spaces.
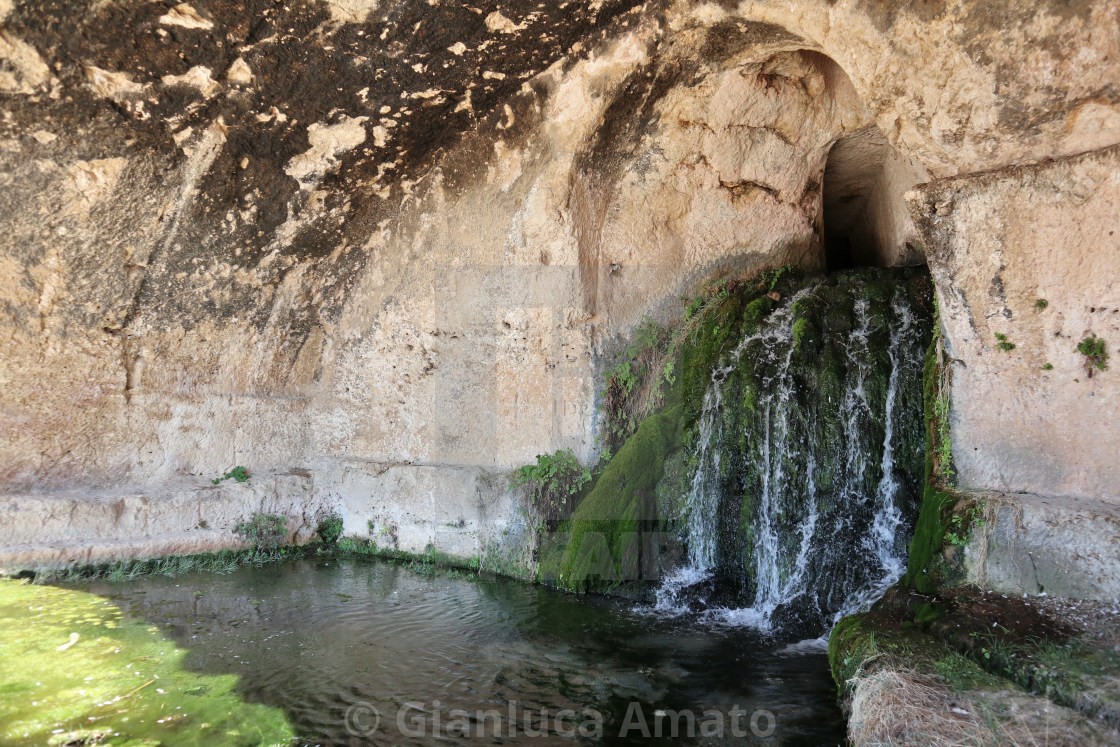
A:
0,579,296,746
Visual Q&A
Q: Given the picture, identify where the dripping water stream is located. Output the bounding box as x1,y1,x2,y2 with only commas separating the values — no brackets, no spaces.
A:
651,271,929,640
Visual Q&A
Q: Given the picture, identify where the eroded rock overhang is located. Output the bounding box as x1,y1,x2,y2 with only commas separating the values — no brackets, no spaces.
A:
0,0,1118,572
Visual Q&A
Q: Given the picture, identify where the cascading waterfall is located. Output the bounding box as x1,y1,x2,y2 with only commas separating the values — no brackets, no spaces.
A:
655,288,817,613
654,269,930,639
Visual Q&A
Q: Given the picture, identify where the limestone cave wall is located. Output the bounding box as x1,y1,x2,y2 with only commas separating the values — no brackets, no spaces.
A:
1,0,1117,573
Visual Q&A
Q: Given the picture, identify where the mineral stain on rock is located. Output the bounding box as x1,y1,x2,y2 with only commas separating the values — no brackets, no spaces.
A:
2,0,649,333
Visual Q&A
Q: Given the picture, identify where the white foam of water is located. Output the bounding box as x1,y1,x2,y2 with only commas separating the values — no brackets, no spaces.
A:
779,637,830,655
652,565,712,615
660,289,816,609
826,290,920,630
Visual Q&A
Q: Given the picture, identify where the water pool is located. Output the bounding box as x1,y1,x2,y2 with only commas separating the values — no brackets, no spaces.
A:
3,557,845,745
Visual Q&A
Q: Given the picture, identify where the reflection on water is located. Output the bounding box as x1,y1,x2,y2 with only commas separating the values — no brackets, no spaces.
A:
86,557,844,745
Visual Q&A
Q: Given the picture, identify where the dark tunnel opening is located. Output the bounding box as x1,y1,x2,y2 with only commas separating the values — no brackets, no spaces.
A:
821,125,927,270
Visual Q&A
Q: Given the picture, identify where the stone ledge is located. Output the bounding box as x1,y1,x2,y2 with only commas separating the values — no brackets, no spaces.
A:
0,473,328,571
0,531,239,571
830,590,1118,746
967,491,1120,600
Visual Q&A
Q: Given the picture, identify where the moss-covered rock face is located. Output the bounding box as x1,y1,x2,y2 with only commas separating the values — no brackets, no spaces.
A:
553,406,682,591
0,579,295,746
549,266,934,636
902,311,966,594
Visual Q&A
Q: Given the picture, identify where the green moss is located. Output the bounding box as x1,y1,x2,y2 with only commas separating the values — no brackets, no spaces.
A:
828,615,870,688
654,447,690,520
860,339,892,415
1011,638,1120,714
602,271,793,451
822,296,853,334
557,406,682,592
33,548,299,585
604,267,795,451
0,579,296,746
913,601,943,625
903,315,958,594
34,538,491,589
741,295,776,328
828,610,1003,695
933,651,1000,692
903,470,955,595
535,531,569,585
792,317,812,351
680,292,782,434
739,374,759,416
333,538,484,578
919,600,1120,721
680,299,742,417
554,265,934,603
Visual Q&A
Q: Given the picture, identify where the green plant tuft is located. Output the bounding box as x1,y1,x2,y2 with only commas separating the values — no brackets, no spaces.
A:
944,499,987,547
1042,362,1053,371
512,450,592,527
211,466,250,485
234,512,288,551
759,264,792,292
932,392,953,479
993,332,1015,352
1033,298,1048,310
317,513,344,545
904,298,960,593
1076,334,1109,377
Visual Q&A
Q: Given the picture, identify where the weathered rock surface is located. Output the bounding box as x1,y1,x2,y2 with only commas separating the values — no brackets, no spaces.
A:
1,0,1118,577
0,473,326,567
966,491,1120,600
913,145,1120,503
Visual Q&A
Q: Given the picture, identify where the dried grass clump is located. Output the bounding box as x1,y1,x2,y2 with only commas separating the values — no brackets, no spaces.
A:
848,668,1107,746
850,669,992,746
